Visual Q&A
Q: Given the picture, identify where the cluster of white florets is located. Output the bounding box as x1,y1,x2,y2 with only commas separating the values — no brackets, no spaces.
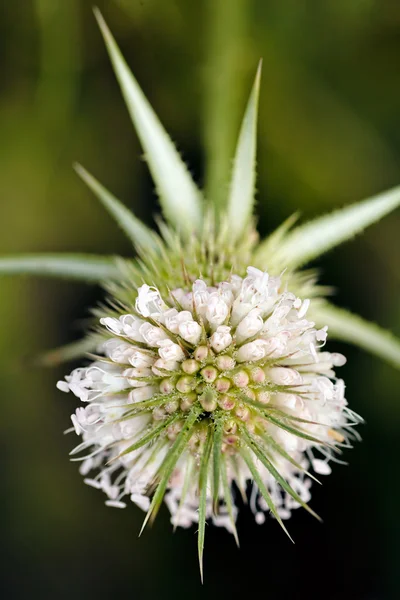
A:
57,266,357,530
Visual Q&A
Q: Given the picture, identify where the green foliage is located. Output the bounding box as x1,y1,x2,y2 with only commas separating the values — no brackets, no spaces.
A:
0,254,118,281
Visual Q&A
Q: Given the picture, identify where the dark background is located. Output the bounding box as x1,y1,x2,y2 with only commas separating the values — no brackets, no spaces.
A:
1,1,399,599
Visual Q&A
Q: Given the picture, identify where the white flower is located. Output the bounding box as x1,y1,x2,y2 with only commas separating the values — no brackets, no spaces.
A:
178,320,202,345
135,284,166,318
139,322,169,346
157,339,185,362
205,295,230,327
58,267,360,560
210,326,233,353
236,309,263,342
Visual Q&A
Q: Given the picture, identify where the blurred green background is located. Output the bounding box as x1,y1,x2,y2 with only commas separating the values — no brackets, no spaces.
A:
1,1,400,598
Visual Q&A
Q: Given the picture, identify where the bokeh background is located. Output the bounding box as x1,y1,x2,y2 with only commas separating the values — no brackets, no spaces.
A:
1,1,400,599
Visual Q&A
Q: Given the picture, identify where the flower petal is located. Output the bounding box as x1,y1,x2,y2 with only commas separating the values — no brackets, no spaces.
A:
94,9,203,235
226,61,262,239
312,302,400,369
0,254,118,282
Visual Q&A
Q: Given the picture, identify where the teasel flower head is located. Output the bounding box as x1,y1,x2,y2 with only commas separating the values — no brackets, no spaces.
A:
58,265,357,572
2,9,400,578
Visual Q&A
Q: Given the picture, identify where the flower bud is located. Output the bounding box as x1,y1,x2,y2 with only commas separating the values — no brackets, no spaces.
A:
225,435,239,447
128,350,154,368
181,359,200,374
331,353,346,367
120,314,145,341
139,322,168,347
135,284,165,317
210,326,232,353
180,392,197,412
129,386,156,403
152,358,179,375
215,377,231,393
243,388,255,400
256,390,270,404
215,355,235,371
176,376,195,393
311,459,332,475
159,378,175,394
164,309,191,333
199,389,218,412
236,309,263,342
265,367,302,386
235,406,250,421
206,296,229,327
218,395,236,411
236,339,267,362
194,345,209,361
100,317,124,335
201,366,218,383
167,421,184,440
122,367,151,387
152,406,166,421
165,400,179,414
249,366,265,383
232,370,249,388
223,419,237,434
158,339,185,362
179,320,202,345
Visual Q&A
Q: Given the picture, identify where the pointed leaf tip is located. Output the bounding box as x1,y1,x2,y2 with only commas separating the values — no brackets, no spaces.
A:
94,9,203,235
269,184,400,269
198,427,213,583
37,336,99,367
74,163,157,252
226,62,262,239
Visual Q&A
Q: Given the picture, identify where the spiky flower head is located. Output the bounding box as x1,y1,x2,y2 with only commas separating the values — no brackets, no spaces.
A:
3,9,400,578
58,265,356,552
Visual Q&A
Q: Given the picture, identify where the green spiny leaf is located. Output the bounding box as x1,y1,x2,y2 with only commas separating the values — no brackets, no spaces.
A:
265,414,330,447
254,212,299,262
312,301,400,369
94,9,203,235
240,446,293,541
259,432,321,485
220,457,239,546
113,413,179,461
0,254,118,282
37,335,100,367
115,396,169,419
198,426,213,583
212,419,224,512
173,455,195,532
140,405,201,534
231,454,247,504
262,184,400,268
238,393,325,427
74,163,158,252
226,61,262,239
241,427,321,521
